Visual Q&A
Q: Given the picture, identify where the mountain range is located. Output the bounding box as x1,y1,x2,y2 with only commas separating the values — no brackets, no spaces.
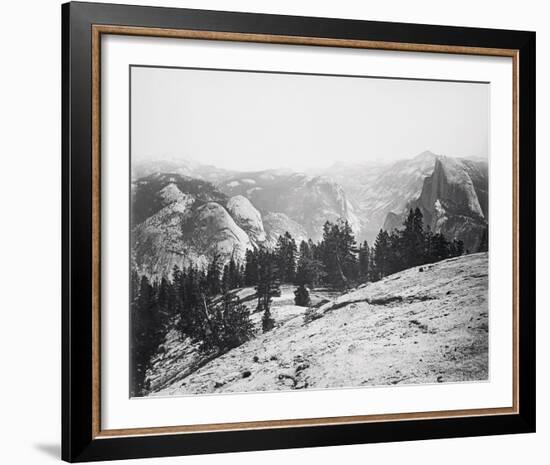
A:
132,151,488,279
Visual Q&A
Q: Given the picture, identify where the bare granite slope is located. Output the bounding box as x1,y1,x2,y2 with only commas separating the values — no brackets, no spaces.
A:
149,253,488,397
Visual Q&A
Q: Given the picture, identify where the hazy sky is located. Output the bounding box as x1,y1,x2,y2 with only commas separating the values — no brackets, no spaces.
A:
131,66,489,171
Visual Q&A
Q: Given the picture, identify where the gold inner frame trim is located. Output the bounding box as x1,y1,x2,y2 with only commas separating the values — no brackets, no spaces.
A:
91,24,520,439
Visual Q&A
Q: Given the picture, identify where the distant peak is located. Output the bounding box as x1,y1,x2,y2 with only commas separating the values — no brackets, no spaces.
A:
414,150,438,161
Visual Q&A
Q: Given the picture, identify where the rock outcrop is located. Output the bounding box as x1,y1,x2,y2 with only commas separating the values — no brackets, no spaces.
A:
384,156,488,252
226,195,267,247
326,151,440,243
131,174,253,279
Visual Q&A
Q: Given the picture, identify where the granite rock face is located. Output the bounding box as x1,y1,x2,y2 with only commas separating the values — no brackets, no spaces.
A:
384,156,488,252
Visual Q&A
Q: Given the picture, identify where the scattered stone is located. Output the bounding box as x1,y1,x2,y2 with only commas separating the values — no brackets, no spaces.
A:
295,362,310,373
437,375,443,383
252,355,259,363
419,267,424,272
242,370,251,378
269,354,278,361
278,373,297,387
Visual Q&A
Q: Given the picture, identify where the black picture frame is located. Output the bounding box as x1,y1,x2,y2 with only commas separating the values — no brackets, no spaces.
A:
62,1,536,462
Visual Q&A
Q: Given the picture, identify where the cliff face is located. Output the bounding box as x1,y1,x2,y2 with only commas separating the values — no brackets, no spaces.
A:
326,151,439,243
219,172,360,242
226,195,267,247
385,156,488,253
418,157,487,220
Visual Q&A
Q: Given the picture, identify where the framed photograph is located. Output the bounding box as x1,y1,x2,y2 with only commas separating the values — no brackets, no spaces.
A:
62,1,535,462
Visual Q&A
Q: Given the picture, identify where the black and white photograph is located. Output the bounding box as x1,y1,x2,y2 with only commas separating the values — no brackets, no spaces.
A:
129,65,489,398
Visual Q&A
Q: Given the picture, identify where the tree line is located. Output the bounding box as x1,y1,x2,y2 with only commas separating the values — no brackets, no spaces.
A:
131,208,471,396
130,260,254,397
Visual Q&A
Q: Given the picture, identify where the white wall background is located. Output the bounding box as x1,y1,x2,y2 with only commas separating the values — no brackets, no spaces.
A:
0,0,544,463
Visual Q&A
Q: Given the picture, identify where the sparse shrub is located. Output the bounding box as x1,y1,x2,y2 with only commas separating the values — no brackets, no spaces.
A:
303,306,321,324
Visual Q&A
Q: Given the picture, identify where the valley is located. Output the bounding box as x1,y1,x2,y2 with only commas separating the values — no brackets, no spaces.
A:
132,151,489,280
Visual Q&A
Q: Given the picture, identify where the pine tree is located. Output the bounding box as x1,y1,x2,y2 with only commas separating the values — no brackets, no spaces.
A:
130,275,163,397
339,220,359,281
320,220,358,289
295,255,324,287
244,249,259,286
295,240,324,286
450,239,465,257
157,276,174,319
358,240,371,281
255,250,279,332
218,291,254,349
177,266,201,338
386,230,404,275
275,232,297,283
424,226,435,264
402,208,425,268
431,233,450,262
294,284,311,307
206,254,221,296
228,257,241,289
195,291,220,349
261,305,274,332
372,229,390,280
221,262,231,292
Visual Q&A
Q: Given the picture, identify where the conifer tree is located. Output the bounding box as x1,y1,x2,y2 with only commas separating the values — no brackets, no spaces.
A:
218,291,254,348
372,229,390,280
221,262,231,292
130,275,163,397
321,220,358,289
261,305,275,332
424,226,435,264
294,284,311,307
450,239,465,257
275,232,297,283
255,250,279,332
402,208,425,268
157,276,174,318
358,240,371,281
431,233,450,262
295,239,324,286
295,255,324,287
228,257,241,289
206,254,221,296
244,249,259,286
